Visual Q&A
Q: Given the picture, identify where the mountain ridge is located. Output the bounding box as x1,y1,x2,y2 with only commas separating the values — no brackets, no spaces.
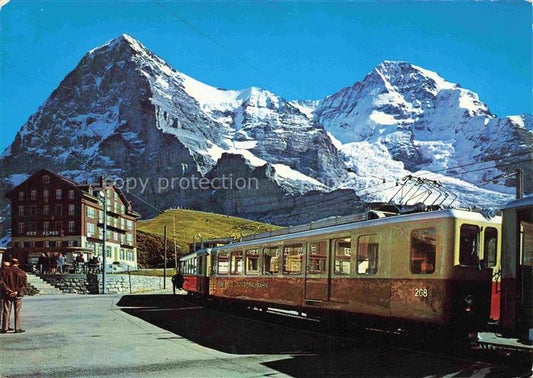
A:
0,34,531,228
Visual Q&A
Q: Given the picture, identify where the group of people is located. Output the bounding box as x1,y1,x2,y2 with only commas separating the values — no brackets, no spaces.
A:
0,258,27,334
37,252,66,275
72,253,101,274
36,252,101,275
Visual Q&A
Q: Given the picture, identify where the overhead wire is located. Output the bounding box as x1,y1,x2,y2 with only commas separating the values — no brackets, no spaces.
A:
2,20,530,207
3,62,531,184
357,157,533,199
5,63,530,203
151,0,275,84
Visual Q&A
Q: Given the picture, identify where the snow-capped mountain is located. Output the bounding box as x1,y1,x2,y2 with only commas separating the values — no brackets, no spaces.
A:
0,35,531,225
314,61,532,200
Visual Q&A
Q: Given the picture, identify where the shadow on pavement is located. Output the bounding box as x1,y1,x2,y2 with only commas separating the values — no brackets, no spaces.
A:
116,294,521,377
116,294,184,308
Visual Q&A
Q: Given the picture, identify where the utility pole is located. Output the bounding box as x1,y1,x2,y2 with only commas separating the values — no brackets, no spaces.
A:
173,215,178,272
163,225,167,289
101,189,107,294
515,169,524,199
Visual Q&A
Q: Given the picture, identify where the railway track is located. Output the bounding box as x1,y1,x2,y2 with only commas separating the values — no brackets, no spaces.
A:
184,295,532,376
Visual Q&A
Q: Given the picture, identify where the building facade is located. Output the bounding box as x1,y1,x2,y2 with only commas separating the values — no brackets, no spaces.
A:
5,169,140,269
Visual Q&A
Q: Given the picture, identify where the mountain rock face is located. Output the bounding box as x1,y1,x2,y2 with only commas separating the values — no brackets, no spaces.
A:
1,35,531,227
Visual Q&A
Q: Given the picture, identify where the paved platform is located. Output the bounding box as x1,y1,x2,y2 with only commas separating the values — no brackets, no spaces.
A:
0,294,530,377
0,294,284,377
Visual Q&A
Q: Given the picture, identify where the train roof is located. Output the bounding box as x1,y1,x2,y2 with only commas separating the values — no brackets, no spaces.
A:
181,208,500,257
503,195,533,210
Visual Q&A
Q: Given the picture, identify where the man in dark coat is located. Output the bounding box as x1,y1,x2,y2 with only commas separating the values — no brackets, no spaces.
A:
37,253,46,275
171,273,184,295
0,258,27,333
0,260,12,330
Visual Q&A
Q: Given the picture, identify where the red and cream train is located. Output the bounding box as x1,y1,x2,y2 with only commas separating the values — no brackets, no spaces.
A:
179,198,533,343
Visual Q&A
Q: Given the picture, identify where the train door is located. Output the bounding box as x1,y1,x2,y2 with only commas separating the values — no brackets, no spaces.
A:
304,240,330,302
501,197,533,344
519,220,533,341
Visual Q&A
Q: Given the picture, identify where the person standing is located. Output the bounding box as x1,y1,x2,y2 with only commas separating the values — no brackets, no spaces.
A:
0,258,27,333
0,261,12,331
75,253,85,274
57,253,65,274
50,253,58,274
45,252,52,274
37,253,46,275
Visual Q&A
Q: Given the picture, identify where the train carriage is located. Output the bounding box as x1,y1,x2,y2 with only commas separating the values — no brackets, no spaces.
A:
500,196,533,344
181,208,502,336
179,249,210,295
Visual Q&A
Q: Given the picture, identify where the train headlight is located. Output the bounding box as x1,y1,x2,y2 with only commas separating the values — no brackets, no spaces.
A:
464,294,473,313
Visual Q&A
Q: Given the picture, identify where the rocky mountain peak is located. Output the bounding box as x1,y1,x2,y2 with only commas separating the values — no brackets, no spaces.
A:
0,35,530,227
366,60,456,100
88,34,146,57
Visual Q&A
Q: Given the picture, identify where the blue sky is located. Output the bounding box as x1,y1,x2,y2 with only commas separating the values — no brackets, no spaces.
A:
1,1,531,152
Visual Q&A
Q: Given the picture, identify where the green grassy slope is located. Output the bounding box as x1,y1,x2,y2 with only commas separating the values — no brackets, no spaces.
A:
138,209,282,254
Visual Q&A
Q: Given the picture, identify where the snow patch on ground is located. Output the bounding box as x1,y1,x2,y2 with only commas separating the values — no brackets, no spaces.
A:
0,145,12,159
507,115,526,129
0,233,11,249
180,72,244,112
7,173,30,187
413,140,455,171
272,163,328,193
411,64,456,91
369,111,398,125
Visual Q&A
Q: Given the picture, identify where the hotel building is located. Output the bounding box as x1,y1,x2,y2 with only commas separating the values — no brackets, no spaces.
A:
5,169,140,268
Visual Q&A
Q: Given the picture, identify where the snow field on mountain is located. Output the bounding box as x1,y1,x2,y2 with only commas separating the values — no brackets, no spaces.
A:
1,35,530,211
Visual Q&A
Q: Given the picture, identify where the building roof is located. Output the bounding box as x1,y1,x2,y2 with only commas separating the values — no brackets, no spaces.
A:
503,195,533,210
4,168,79,198
4,169,141,218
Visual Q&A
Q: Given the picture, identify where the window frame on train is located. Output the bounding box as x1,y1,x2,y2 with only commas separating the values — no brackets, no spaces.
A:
522,221,533,266
245,248,261,275
263,246,280,275
197,255,204,276
230,250,243,275
357,234,379,275
333,237,352,276
458,223,481,267
217,250,229,275
308,240,328,274
484,227,498,268
410,228,436,274
283,243,304,275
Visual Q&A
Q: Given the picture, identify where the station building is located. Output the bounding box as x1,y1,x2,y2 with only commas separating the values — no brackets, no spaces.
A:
4,169,140,269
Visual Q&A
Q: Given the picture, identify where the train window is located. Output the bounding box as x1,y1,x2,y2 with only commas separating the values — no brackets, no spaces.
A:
217,251,229,275
411,228,436,274
459,224,480,266
357,235,379,275
264,247,280,274
283,244,304,274
484,227,498,268
308,241,327,274
197,256,203,276
522,222,533,267
334,238,352,275
246,249,260,274
231,251,243,275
